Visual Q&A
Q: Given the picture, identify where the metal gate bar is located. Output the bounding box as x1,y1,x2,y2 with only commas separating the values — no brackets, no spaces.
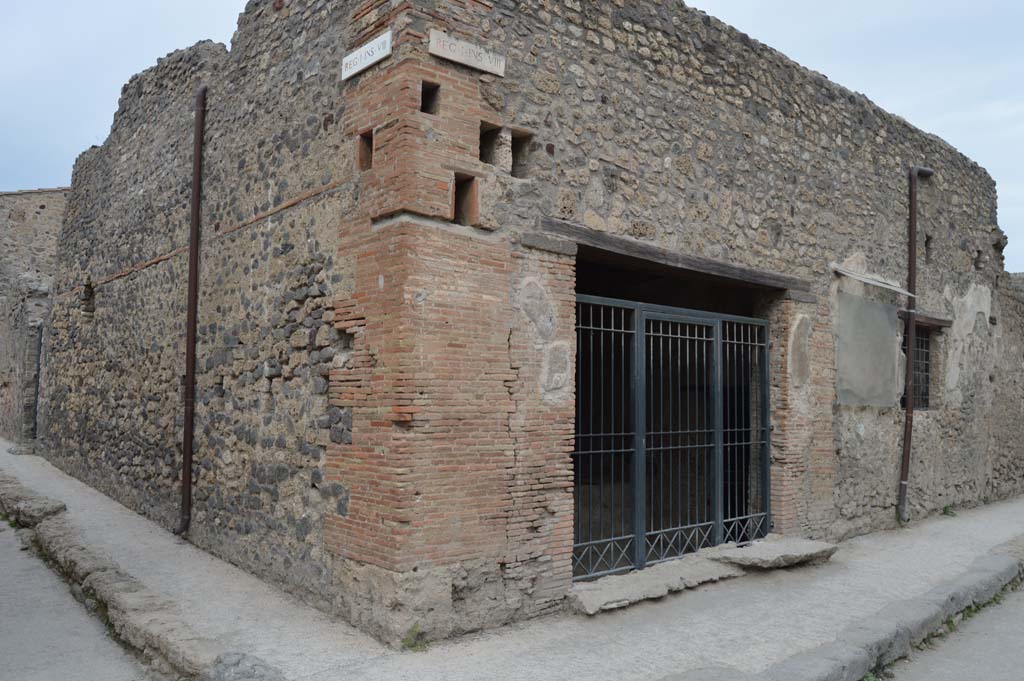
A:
573,300,637,578
573,295,770,580
721,320,770,543
644,315,716,565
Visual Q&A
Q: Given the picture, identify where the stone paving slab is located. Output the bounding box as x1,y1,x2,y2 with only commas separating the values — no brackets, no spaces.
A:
5,439,1024,681
706,534,839,570
569,555,745,615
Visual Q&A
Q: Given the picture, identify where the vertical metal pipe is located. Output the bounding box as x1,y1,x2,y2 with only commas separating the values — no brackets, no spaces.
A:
31,325,44,439
175,85,207,536
898,165,934,524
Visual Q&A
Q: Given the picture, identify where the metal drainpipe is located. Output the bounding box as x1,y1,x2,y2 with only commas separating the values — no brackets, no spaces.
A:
175,85,208,536
31,325,43,440
897,165,934,524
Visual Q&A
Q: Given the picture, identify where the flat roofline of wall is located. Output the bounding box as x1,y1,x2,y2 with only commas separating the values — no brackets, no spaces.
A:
538,216,812,293
0,187,70,196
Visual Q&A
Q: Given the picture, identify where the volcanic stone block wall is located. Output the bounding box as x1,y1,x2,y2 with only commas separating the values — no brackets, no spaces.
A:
446,0,1023,539
33,0,1024,646
38,2,364,620
988,287,1024,500
0,189,66,441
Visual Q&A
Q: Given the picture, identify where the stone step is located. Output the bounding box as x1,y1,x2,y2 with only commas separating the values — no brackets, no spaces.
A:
705,534,839,569
569,534,837,615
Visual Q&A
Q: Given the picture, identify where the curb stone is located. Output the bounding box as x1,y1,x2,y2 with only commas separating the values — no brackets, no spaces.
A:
0,471,66,525
200,653,288,681
8,441,37,457
6,463,1023,681
0,471,286,681
658,539,1024,681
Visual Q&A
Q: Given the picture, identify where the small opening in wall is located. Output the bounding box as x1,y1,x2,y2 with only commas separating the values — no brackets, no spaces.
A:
511,131,534,178
925,234,933,264
79,277,96,314
453,174,480,226
480,123,501,165
357,130,374,171
421,82,440,114
973,249,983,270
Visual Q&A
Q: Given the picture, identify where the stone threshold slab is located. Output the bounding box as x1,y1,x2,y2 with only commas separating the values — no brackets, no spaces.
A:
569,534,838,615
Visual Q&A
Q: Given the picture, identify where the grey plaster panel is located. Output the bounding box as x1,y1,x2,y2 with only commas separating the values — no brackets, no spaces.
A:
837,291,899,407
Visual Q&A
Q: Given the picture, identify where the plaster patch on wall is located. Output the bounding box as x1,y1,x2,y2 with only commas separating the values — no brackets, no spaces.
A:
514,277,573,405
540,341,572,404
836,291,900,407
789,314,812,389
944,283,993,405
516,278,556,342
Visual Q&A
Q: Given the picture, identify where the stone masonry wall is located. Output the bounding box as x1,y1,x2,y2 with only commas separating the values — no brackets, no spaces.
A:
39,0,576,647
426,0,1019,540
0,189,66,441
34,0,1024,646
40,0,363,633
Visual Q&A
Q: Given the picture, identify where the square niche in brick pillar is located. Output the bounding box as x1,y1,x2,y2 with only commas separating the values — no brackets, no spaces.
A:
420,81,440,114
453,174,480,227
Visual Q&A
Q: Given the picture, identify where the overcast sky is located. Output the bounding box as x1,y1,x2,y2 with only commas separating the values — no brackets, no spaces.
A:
2,1,1022,270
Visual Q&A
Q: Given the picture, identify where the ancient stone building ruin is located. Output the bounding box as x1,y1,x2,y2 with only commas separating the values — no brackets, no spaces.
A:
0,188,66,442
21,0,1024,645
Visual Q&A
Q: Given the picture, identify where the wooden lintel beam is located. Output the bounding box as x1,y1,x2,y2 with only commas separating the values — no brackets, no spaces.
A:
538,217,812,292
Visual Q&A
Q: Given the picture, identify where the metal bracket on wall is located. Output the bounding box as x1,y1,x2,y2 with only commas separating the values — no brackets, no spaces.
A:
830,262,915,297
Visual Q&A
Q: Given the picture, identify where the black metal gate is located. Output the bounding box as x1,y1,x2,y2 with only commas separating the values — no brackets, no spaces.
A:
572,295,770,579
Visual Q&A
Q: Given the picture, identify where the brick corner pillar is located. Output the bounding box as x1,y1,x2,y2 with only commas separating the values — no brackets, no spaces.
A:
320,18,576,644
763,292,837,539
325,216,577,643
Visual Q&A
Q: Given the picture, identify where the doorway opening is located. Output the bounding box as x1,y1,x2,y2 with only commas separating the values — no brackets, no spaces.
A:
572,248,775,579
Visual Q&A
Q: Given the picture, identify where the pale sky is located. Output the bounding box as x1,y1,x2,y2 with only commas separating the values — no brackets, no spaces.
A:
2,1,1022,271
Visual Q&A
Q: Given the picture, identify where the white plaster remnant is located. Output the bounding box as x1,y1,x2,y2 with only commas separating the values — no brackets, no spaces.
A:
540,341,572,404
515,278,557,342
788,314,812,389
944,283,992,405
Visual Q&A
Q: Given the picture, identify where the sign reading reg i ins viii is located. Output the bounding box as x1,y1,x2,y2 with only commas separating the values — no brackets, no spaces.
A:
342,31,392,80
428,29,506,77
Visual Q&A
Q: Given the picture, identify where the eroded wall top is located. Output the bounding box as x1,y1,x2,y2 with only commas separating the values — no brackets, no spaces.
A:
0,189,67,305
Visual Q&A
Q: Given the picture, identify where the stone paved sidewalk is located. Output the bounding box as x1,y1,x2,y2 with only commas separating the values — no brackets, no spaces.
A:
3,439,1024,681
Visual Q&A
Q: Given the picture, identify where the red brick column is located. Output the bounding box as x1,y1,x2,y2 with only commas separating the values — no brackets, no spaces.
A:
764,294,837,538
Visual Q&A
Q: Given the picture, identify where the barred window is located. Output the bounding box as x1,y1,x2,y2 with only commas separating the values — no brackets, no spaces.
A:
902,327,932,410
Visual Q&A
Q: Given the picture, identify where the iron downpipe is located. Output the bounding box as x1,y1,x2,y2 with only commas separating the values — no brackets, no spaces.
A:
897,165,934,524
175,85,207,536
